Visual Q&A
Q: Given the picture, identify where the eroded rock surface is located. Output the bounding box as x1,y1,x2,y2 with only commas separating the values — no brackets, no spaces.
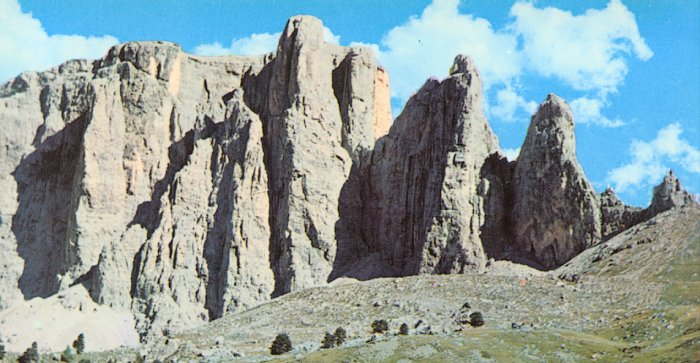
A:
511,94,602,269
0,16,386,339
361,55,501,276
1,15,696,343
601,170,698,240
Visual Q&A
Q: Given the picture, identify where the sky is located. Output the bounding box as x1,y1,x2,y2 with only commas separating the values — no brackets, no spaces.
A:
1,0,699,207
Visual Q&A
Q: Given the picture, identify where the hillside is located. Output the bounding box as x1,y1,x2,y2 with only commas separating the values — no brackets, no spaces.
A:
145,205,700,362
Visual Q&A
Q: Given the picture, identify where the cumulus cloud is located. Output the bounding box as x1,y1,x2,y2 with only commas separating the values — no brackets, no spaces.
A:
606,123,700,192
570,97,624,127
502,147,521,161
0,0,118,83
358,0,651,126
510,0,653,96
376,0,520,102
490,87,537,122
193,27,340,56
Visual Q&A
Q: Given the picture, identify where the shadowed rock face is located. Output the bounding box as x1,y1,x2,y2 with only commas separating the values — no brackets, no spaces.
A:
359,55,501,276
0,15,696,341
511,95,602,269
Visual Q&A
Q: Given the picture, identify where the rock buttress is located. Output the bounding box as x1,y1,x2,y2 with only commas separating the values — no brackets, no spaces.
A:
362,55,501,276
511,94,602,269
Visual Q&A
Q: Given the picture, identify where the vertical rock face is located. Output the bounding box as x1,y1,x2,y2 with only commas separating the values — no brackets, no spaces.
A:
373,67,392,139
2,14,698,342
511,94,602,269
600,188,644,240
241,16,381,296
362,55,501,276
0,15,386,337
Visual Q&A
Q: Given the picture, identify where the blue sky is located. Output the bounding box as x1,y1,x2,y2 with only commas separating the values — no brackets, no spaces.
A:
1,0,698,207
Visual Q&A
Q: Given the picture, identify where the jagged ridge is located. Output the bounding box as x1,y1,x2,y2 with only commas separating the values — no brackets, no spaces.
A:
0,15,696,343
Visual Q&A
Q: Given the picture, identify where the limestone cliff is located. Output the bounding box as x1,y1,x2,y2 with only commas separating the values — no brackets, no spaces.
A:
0,15,696,342
511,94,602,269
0,16,387,338
360,55,502,276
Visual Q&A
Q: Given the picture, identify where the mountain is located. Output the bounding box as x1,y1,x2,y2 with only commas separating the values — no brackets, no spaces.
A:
0,15,697,355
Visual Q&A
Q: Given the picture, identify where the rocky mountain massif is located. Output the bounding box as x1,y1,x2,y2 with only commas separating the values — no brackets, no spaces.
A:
0,14,697,348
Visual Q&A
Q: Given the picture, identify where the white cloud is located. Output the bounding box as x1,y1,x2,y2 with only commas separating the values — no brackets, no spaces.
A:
193,26,340,56
607,123,700,192
510,0,653,96
0,0,118,83
356,0,651,127
502,147,521,161
490,87,537,122
194,33,279,56
376,0,520,102
570,97,624,127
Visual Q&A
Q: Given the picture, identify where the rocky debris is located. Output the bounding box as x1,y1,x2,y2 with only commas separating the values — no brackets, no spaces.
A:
511,94,602,269
362,54,501,276
0,285,139,352
558,203,700,280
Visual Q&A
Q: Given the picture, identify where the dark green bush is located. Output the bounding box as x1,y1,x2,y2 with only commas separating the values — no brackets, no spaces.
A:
270,333,292,355
334,327,347,346
61,346,75,362
18,342,39,363
321,332,336,349
399,323,409,335
371,319,389,334
469,311,485,327
73,333,85,354
0,343,5,360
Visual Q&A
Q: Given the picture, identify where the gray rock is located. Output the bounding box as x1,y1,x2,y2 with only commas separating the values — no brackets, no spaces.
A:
511,94,602,269
600,188,644,240
1,14,697,344
0,15,388,339
601,170,697,240
360,54,501,276
647,170,698,214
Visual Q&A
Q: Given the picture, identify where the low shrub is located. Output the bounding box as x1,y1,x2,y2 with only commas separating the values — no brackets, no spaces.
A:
270,333,292,355
334,327,347,346
371,319,389,334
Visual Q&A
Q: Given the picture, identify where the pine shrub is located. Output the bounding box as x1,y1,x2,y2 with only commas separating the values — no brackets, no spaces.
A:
19,342,39,363
61,346,75,362
270,333,292,355
334,327,347,346
371,319,389,334
399,323,409,335
321,332,336,349
73,333,85,354
469,311,485,327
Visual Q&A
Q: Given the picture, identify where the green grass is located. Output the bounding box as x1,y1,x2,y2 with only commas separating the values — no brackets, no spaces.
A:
272,328,645,363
